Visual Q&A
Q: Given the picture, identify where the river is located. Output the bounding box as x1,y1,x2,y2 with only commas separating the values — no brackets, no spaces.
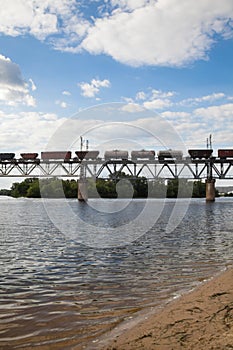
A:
0,197,232,349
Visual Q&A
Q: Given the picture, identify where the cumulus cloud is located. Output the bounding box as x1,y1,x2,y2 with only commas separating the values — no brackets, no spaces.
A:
160,102,233,148
80,0,233,66
0,54,36,106
121,103,144,113
117,93,233,148
79,78,111,98
0,0,58,39
0,111,66,152
0,1,233,67
194,103,233,120
0,0,89,47
123,88,175,110
144,98,172,110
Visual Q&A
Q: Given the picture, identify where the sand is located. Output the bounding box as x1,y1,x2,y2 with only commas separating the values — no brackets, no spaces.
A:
99,267,233,350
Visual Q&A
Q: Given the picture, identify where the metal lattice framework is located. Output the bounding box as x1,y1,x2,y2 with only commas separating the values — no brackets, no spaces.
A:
1,158,233,180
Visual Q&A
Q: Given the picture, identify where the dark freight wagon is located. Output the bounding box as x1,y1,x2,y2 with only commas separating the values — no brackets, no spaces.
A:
0,153,15,161
188,149,213,159
75,151,99,160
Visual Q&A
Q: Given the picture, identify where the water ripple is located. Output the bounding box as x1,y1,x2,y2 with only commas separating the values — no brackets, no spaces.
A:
0,197,233,348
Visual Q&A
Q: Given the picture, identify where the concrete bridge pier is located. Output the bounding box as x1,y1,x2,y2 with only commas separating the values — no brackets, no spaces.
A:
78,179,88,201
205,178,216,202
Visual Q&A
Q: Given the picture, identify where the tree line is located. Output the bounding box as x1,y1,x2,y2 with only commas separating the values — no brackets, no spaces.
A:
0,175,219,198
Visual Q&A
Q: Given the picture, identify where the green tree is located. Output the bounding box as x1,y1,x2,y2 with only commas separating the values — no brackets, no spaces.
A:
0,189,11,196
62,179,77,198
133,177,148,198
149,180,167,198
167,179,194,198
192,181,206,198
11,178,38,197
26,179,41,198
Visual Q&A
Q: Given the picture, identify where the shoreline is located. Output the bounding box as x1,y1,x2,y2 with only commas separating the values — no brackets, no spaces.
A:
96,266,233,350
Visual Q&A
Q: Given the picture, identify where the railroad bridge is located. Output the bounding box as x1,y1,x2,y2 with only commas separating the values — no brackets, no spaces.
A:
1,155,233,201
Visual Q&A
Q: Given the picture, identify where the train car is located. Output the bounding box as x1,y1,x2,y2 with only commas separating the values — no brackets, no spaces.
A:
104,150,128,160
75,150,99,161
218,149,233,159
0,153,15,161
131,150,155,160
188,149,213,159
158,149,183,161
41,151,72,160
20,153,39,160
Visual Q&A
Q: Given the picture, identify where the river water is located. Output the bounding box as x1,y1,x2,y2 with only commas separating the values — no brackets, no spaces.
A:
0,197,233,349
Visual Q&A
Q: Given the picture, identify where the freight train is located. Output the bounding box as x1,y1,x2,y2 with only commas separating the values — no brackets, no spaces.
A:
1,149,233,162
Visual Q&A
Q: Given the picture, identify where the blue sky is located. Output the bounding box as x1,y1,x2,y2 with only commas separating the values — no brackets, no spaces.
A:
0,0,233,161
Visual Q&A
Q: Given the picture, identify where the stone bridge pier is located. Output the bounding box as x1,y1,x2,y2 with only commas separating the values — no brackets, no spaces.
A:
78,179,88,201
205,179,216,202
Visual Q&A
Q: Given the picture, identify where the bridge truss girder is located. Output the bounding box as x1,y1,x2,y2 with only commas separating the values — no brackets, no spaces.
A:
0,159,233,180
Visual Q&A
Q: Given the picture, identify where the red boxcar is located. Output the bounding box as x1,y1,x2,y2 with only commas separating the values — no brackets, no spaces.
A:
41,151,71,160
218,149,233,159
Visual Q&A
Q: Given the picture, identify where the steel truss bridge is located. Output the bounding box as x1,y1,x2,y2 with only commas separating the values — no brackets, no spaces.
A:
1,158,233,180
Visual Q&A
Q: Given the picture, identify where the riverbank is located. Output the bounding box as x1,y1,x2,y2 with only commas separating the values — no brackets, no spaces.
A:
100,267,233,350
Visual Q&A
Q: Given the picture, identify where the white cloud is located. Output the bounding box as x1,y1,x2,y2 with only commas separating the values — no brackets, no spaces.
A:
121,103,144,113
80,0,233,66
62,90,71,96
29,78,37,91
151,89,175,99
0,0,59,39
122,97,134,104
79,78,111,98
0,111,65,151
110,0,152,12
144,98,171,110
55,100,68,108
180,92,226,106
0,0,89,46
194,103,233,120
124,88,175,110
141,89,175,109
0,54,36,106
0,1,233,67
135,91,146,100
162,111,191,119
60,101,67,108
159,102,233,148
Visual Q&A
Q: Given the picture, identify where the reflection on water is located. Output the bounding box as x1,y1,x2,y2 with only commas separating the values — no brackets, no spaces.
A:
0,197,233,349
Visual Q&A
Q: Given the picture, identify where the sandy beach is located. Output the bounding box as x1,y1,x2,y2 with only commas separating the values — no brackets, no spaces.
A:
100,267,233,350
